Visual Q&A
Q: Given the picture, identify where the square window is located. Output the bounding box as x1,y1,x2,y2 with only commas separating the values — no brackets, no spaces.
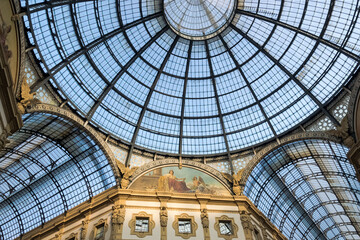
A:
95,223,104,240
178,219,192,233
135,217,149,232
219,220,233,235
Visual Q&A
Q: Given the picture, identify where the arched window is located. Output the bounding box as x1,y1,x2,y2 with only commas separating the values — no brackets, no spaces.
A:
0,113,117,239
244,139,360,239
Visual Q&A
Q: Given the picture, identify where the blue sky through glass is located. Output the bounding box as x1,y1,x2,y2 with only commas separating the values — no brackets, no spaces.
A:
23,0,360,156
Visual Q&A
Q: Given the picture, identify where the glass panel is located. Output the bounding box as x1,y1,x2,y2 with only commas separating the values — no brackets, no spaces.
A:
95,224,104,239
219,221,233,235
244,140,360,240
178,219,192,234
24,0,360,155
0,113,117,240
135,218,149,232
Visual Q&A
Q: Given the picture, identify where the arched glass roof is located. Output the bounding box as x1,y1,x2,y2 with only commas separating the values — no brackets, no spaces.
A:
164,0,236,40
244,140,360,240
23,0,360,156
0,113,116,240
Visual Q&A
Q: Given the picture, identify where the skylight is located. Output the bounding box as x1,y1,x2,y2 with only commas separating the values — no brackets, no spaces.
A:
23,0,360,156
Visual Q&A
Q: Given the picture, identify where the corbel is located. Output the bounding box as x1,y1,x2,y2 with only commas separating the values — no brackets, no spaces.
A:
196,194,210,240
157,195,171,240
111,198,127,240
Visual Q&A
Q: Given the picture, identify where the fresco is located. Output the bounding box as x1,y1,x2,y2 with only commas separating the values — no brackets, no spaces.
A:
129,166,231,196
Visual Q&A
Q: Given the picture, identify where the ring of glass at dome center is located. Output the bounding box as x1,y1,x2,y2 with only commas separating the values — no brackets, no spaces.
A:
163,0,237,40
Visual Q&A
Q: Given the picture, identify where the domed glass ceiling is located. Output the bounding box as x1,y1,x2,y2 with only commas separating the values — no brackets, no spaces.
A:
164,0,236,40
23,0,360,156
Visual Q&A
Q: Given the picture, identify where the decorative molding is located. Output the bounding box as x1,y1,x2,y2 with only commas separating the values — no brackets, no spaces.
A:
172,213,198,239
80,219,89,240
0,129,10,149
111,203,126,239
124,206,239,213
347,71,360,142
214,215,239,240
200,208,210,240
0,11,12,62
129,159,232,192
10,0,26,97
200,209,209,229
50,233,63,240
25,103,122,186
160,207,168,228
347,141,360,181
240,211,254,240
0,3,23,149
112,204,126,225
89,218,108,240
18,187,286,240
326,115,355,147
160,206,168,240
128,211,155,238
261,226,272,240
239,131,341,188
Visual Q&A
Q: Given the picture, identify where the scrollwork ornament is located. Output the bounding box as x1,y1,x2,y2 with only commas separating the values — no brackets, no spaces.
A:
240,211,253,231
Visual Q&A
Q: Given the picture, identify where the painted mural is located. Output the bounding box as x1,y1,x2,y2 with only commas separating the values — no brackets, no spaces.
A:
129,166,231,196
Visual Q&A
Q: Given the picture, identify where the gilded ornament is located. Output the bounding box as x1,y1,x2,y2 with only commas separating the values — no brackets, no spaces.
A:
222,169,244,195
17,80,40,114
112,204,126,225
116,160,138,189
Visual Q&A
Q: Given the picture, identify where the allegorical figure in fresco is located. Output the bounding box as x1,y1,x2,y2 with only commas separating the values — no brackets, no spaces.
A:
157,170,191,192
191,176,206,192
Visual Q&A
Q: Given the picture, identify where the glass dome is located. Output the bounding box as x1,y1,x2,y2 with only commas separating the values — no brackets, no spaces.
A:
164,0,236,40
23,0,360,156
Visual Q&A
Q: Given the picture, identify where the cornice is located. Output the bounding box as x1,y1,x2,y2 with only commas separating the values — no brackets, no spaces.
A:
19,187,286,240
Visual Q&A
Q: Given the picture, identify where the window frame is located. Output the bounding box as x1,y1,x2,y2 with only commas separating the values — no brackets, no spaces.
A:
129,211,155,238
214,215,238,240
91,218,108,240
134,217,150,233
172,213,198,239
